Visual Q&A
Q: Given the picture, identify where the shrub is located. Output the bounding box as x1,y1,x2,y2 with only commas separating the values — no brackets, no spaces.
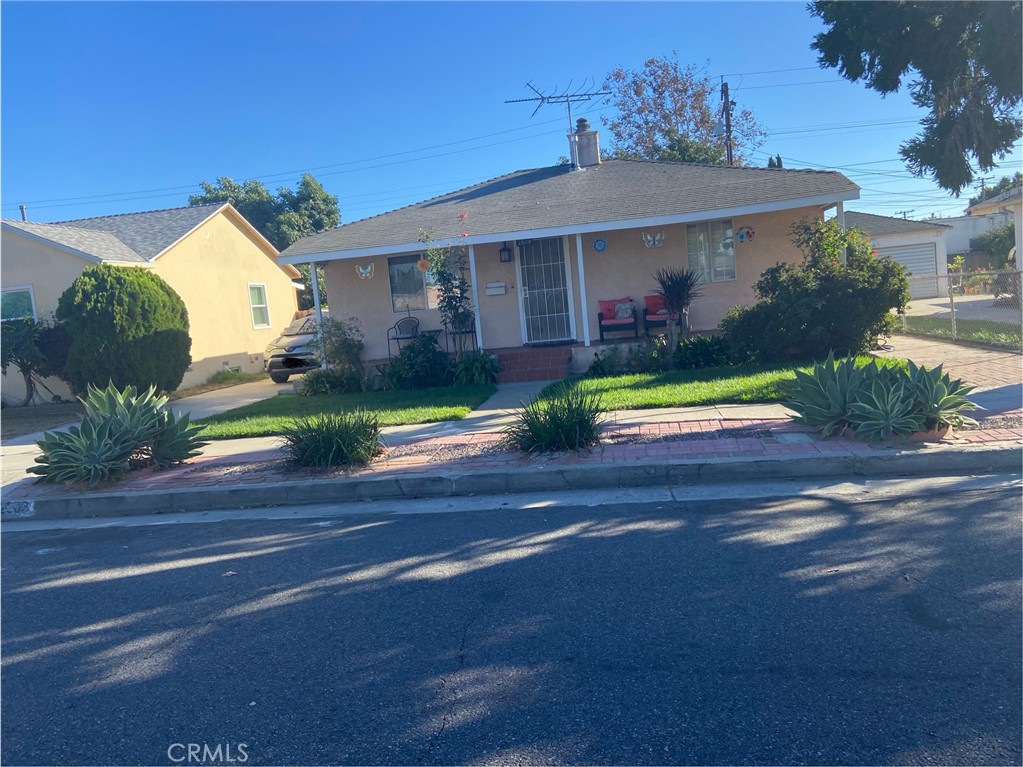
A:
628,337,672,373
453,351,499,384
378,334,453,389
780,354,978,440
652,266,702,353
298,367,364,395
503,384,606,453
721,219,910,362
588,346,627,377
321,316,366,386
56,265,191,394
280,410,381,468
673,335,732,370
1,317,69,405
29,382,207,487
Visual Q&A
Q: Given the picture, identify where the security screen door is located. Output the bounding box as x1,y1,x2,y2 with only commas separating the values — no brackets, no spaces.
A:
518,237,573,343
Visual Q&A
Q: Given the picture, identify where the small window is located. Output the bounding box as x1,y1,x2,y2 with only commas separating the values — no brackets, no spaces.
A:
1,286,37,322
388,254,438,312
248,284,270,328
686,220,735,283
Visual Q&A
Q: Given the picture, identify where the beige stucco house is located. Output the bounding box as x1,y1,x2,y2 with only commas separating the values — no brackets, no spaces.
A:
967,185,1022,264
1,203,300,403
279,123,859,381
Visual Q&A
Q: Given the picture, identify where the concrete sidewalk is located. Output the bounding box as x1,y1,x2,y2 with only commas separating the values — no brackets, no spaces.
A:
2,338,1020,522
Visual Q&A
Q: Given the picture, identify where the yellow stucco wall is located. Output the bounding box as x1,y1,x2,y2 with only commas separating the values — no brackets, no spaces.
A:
151,210,298,387
1,209,298,404
322,206,826,358
1,229,108,403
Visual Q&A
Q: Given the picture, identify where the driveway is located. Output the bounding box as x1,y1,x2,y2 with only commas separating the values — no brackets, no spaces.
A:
169,377,291,421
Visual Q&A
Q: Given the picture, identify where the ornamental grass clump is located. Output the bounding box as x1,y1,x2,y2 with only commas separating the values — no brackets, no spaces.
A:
280,410,381,468
503,384,606,453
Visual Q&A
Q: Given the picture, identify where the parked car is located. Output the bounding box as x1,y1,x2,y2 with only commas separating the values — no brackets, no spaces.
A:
263,312,328,383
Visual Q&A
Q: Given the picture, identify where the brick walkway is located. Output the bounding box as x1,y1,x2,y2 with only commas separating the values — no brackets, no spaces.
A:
8,416,1020,500
878,335,1022,389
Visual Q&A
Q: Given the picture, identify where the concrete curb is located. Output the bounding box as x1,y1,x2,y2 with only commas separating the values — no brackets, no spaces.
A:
3,443,1020,522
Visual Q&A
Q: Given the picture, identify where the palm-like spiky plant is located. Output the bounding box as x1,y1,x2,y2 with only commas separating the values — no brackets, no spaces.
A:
653,267,703,360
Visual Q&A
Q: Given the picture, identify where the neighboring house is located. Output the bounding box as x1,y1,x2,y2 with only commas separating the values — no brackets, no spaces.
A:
938,211,1012,261
1,203,300,403
279,123,858,381
967,185,1022,264
844,212,950,299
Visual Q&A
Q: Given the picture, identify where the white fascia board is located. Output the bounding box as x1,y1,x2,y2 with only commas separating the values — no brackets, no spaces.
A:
279,190,860,265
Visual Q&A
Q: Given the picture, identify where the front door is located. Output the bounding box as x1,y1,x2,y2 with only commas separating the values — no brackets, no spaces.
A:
518,237,574,343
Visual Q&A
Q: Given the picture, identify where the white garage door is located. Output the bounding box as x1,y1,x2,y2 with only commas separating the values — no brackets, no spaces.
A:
876,243,940,299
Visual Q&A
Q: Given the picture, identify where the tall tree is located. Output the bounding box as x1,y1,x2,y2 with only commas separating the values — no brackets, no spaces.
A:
189,173,339,309
602,53,766,165
810,1,1023,196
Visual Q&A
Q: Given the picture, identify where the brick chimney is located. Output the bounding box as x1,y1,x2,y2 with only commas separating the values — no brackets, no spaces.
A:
569,117,600,170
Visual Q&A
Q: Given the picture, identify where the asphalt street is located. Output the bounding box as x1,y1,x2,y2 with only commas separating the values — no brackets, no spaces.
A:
2,480,1020,766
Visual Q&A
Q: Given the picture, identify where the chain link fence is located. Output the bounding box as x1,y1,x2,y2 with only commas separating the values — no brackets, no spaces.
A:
895,270,1022,351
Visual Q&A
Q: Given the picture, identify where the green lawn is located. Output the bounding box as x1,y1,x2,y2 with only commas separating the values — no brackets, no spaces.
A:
540,357,905,411
897,316,1022,350
196,383,497,439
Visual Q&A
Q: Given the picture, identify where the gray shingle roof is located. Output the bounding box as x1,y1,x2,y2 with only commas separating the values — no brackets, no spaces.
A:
845,211,951,237
280,159,859,260
1,219,149,263
50,203,224,260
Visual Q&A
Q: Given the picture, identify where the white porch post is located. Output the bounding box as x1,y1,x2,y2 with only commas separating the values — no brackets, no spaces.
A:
467,244,483,348
309,261,327,369
575,233,591,346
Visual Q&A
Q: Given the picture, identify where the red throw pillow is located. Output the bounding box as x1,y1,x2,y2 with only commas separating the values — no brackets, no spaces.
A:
644,294,665,314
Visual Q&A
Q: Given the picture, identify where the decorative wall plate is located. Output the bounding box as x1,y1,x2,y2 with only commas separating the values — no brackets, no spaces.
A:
593,238,607,253
736,226,755,243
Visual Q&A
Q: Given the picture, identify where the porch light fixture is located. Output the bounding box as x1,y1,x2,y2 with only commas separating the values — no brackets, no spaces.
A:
499,242,513,262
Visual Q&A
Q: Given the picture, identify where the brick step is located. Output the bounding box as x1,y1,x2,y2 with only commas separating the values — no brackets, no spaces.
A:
494,347,571,383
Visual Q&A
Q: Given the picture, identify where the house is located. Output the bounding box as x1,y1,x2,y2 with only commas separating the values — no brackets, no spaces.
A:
278,121,858,381
967,185,1022,264
844,212,950,299
1,203,300,403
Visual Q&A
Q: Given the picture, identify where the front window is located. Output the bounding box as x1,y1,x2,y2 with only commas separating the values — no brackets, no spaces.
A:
1,286,37,321
686,220,735,282
388,254,439,312
248,284,270,328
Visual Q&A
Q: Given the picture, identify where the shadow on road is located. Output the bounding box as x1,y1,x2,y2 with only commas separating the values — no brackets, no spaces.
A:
2,481,1020,765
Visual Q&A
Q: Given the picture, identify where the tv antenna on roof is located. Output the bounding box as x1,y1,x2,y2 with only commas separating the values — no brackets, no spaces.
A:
505,80,610,133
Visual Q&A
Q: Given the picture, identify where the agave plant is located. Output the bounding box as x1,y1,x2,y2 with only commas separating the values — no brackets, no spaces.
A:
779,352,868,437
907,361,978,430
847,369,925,440
151,410,209,467
29,419,135,488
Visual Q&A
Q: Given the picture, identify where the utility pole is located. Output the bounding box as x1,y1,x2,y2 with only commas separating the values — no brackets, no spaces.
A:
894,210,914,220
720,81,734,167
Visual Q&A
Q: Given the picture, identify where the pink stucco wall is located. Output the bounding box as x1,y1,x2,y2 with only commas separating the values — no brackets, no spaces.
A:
323,205,826,359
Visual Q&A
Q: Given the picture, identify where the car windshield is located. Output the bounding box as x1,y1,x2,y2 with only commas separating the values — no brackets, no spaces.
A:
281,315,323,336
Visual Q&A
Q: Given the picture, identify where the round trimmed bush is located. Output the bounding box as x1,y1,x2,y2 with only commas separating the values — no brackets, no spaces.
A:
56,264,192,394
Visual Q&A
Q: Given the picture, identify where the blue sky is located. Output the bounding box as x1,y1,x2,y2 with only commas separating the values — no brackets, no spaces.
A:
3,1,1021,227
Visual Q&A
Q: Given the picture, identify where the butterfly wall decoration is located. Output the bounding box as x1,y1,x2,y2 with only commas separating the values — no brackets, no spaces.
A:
356,264,374,280
642,231,665,248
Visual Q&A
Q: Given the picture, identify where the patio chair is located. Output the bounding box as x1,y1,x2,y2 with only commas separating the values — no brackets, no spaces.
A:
443,312,477,354
597,297,639,342
387,316,420,357
641,294,681,336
